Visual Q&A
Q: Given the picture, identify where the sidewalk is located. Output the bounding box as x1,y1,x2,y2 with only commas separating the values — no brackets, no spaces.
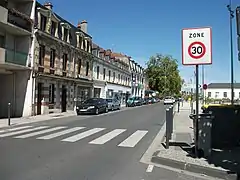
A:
151,102,237,180
0,111,76,128
0,104,127,128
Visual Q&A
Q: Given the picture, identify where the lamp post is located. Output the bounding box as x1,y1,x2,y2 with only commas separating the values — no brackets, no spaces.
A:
227,1,235,105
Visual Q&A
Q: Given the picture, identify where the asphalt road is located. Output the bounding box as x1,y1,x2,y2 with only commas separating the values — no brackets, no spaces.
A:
0,103,212,180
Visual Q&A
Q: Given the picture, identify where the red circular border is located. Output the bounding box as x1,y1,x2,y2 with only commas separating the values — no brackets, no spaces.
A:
203,84,207,90
188,41,206,59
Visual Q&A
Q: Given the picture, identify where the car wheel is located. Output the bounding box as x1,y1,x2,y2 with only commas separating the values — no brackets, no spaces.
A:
118,104,121,110
111,106,114,111
105,107,108,113
95,108,99,115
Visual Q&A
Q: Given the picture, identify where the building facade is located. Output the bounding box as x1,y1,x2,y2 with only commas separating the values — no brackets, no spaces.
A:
92,45,131,105
129,60,145,97
0,0,36,118
206,83,240,100
33,2,93,115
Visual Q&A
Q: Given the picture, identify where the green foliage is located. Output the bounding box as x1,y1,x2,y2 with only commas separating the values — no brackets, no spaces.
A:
145,54,182,96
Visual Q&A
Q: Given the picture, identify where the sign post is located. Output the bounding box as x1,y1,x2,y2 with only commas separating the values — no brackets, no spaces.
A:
182,27,212,157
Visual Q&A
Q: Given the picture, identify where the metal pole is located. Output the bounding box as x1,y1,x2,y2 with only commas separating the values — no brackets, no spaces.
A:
190,88,193,113
228,0,234,105
195,65,199,157
166,108,170,149
8,102,11,126
202,65,205,104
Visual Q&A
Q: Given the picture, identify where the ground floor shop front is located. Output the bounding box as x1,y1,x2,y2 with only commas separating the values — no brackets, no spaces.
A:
105,83,131,105
35,74,93,115
93,81,131,105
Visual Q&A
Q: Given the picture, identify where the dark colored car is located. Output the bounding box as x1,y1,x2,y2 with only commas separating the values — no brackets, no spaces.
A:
76,98,108,115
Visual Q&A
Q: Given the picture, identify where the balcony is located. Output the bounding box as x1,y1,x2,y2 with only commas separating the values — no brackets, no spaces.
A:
0,48,29,70
0,6,32,35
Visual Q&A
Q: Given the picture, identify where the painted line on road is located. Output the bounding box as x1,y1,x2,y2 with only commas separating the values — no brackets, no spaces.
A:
0,126,49,137
37,127,85,140
61,128,105,142
0,126,32,134
14,126,67,139
118,130,148,148
89,129,126,145
146,164,154,172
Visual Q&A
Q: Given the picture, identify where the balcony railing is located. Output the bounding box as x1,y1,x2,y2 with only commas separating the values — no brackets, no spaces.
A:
5,49,28,66
8,8,33,32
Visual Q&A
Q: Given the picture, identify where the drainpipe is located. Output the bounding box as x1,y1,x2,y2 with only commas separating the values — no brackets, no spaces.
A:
31,29,38,116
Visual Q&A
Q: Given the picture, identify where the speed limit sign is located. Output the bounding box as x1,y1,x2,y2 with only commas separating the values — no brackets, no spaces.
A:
182,27,212,65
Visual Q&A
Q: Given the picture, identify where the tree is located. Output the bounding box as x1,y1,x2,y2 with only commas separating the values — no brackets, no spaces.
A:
145,54,182,97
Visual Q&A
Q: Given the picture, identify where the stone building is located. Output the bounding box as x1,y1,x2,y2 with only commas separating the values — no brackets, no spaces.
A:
92,45,131,105
33,2,93,115
129,60,145,97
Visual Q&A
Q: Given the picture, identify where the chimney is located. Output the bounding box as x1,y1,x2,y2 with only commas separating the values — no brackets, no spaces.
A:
80,20,88,33
77,21,81,29
44,2,53,10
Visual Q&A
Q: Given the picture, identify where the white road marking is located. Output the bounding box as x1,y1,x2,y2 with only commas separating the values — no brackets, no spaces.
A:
118,130,148,148
14,126,67,139
146,164,154,172
37,127,85,140
0,126,49,137
61,128,105,142
0,126,32,133
89,129,126,145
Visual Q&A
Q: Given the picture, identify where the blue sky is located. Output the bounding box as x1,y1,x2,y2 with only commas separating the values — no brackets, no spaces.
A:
39,0,240,84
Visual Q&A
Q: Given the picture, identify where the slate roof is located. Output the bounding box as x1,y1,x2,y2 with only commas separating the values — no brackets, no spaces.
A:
35,1,92,48
208,83,240,89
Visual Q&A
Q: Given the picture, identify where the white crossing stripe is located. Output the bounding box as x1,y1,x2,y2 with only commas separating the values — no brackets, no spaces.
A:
118,130,148,147
0,126,32,134
0,126,49,137
61,128,105,142
37,127,85,140
14,126,67,139
89,129,126,145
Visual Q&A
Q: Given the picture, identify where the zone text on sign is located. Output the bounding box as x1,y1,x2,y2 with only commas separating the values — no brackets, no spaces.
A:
182,27,212,65
189,33,204,38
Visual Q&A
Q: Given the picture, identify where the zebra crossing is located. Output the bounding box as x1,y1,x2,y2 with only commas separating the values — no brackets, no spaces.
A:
0,125,149,148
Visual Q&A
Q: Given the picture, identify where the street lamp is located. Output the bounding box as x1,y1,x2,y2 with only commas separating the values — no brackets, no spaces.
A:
227,1,235,105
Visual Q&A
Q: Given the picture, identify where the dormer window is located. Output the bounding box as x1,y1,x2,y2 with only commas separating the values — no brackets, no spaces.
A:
63,28,68,41
51,21,56,36
40,14,47,31
61,22,71,43
83,39,86,50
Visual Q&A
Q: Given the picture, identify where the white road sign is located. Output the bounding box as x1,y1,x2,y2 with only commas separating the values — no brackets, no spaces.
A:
182,27,212,65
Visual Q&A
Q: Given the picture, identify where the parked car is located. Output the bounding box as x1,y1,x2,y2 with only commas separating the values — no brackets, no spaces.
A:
143,98,149,105
164,96,175,105
106,98,121,111
76,98,108,115
147,97,155,104
126,97,143,107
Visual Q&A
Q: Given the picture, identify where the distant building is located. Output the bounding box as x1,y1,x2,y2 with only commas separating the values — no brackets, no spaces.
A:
91,44,131,106
206,83,240,100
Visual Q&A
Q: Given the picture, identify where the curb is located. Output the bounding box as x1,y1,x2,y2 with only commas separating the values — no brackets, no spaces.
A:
151,155,237,179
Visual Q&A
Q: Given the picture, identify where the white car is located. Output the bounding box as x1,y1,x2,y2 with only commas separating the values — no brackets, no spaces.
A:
164,97,174,105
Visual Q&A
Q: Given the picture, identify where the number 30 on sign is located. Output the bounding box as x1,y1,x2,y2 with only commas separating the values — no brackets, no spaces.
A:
182,27,212,65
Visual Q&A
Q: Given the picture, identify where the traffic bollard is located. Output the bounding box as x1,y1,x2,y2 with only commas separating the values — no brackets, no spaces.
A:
166,108,170,149
178,101,180,113
8,102,11,126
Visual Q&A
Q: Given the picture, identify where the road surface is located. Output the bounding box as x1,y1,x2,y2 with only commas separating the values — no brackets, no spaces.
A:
0,103,211,180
